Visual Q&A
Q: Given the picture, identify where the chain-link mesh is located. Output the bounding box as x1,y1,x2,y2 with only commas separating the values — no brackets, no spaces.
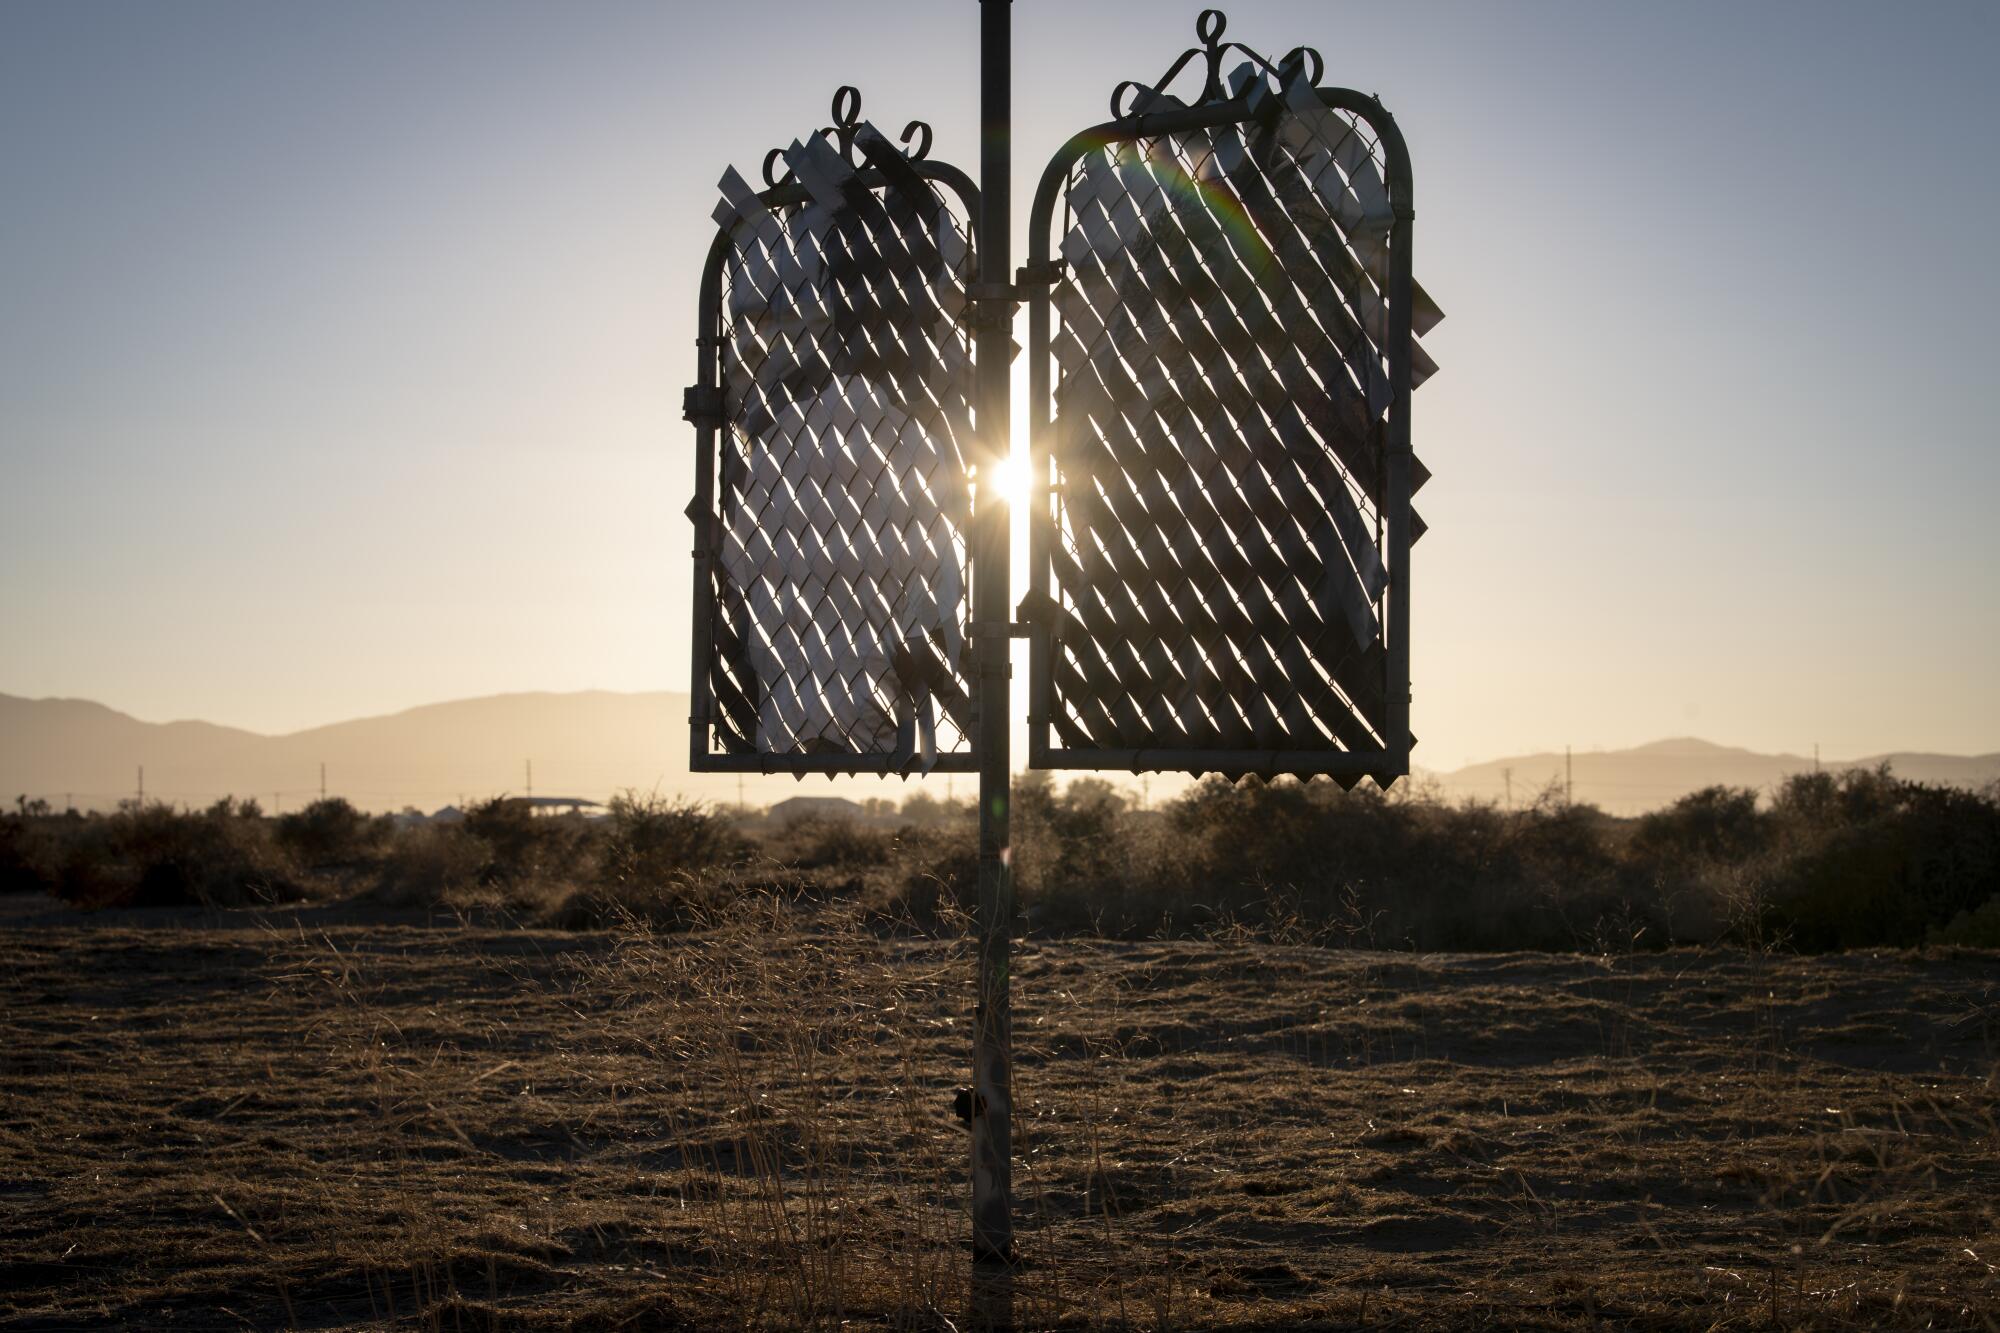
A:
701,128,977,769
1045,71,1440,759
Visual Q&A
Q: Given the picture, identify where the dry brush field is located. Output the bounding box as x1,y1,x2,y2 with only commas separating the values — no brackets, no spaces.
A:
2,901,1998,1330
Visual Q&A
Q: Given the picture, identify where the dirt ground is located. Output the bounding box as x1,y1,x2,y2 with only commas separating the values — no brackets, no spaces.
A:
2,900,1997,1330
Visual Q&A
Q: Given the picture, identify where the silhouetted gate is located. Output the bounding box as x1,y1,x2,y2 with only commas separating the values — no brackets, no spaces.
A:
682,5,1438,1270
1023,12,1441,784
686,90,983,776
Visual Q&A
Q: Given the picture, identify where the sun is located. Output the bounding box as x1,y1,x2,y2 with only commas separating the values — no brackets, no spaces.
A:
977,451,1032,509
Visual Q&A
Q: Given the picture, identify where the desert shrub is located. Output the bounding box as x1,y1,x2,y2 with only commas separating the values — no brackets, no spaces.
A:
867,823,978,931
599,792,745,887
1928,895,2000,948
459,798,597,886
1164,776,1340,894
57,800,302,909
1052,777,1654,950
1771,765,1904,828
766,814,892,872
1015,774,1129,880
275,797,384,865
1507,793,1621,882
2,800,67,895
1631,786,1767,865
537,795,750,929
373,823,490,906
1760,773,2000,950
898,791,971,826
547,872,743,931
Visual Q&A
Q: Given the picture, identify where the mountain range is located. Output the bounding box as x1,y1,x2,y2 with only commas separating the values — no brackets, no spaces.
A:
0,690,722,814
3,691,1995,816
1422,737,2000,815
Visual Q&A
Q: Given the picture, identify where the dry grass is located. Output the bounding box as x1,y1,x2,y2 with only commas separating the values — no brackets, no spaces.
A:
2,901,1997,1330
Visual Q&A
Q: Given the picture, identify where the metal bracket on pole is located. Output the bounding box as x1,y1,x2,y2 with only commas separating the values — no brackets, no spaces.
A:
681,385,724,427
964,281,1021,334
1014,258,1064,288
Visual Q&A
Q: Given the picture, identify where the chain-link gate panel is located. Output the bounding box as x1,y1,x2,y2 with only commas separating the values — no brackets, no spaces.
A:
1025,21,1440,781
688,94,983,775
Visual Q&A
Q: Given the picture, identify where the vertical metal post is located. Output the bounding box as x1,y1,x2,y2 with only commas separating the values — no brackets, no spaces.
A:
971,0,1015,1267
687,231,728,776
1382,137,1415,780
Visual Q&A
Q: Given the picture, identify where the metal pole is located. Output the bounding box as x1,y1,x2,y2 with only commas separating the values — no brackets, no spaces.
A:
972,0,1015,1267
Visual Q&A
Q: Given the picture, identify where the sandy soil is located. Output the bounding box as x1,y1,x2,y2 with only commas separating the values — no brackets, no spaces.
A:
2,907,1997,1330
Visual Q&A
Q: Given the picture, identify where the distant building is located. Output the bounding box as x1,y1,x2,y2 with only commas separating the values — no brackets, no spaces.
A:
417,797,604,824
767,795,865,823
511,796,606,816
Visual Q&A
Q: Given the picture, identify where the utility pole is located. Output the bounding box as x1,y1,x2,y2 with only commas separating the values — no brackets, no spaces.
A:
137,766,144,805
320,762,327,801
1814,742,1820,774
970,0,1016,1268
1503,767,1513,809
1565,745,1573,805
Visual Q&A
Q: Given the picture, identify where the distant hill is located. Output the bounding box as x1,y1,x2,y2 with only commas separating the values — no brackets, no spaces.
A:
5,691,1994,815
0,690,814,814
1425,737,2000,815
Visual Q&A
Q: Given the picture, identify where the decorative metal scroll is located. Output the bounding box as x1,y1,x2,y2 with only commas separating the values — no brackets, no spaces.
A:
1025,12,1441,781
687,91,982,775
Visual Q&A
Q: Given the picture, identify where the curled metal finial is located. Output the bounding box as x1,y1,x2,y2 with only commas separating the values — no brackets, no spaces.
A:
1278,45,1324,89
1110,9,1323,121
1195,6,1228,95
827,87,867,166
760,89,939,187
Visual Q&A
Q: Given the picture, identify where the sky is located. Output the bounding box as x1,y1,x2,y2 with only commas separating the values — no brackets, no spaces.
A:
2,0,1996,772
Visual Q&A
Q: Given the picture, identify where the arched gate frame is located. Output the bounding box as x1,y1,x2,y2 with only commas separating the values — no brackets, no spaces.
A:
1021,14,1432,784
685,93,987,777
